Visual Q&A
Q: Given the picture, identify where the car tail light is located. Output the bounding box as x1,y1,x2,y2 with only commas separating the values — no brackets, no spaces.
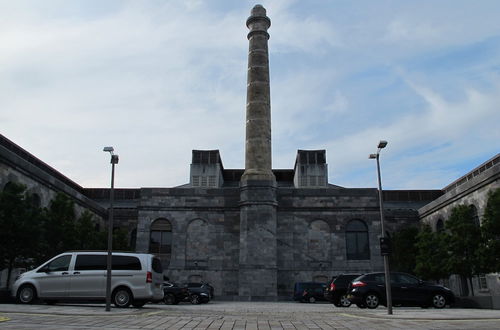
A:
330,283,336,291
146,271,152,283
351,281,367,288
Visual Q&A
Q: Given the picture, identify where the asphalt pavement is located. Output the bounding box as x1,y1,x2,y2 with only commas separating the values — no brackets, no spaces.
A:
1,301,500,329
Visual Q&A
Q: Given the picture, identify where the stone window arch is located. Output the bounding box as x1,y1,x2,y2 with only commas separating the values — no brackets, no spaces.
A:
150,218,172,265
308,220,330,262
29,193,41,208
345,219,370,260
470,205,480,227
436,219,444,232
186,219,209,267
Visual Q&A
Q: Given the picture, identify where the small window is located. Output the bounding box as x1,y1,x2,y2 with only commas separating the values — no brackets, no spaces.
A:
309,176,317,186
318,176,325,186
192,176,200,186
201,176,207,187
209,176,216,187
300,177,307,186
436,219,444,232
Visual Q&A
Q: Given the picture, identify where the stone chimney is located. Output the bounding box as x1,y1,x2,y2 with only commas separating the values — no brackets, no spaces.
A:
241,4,275,183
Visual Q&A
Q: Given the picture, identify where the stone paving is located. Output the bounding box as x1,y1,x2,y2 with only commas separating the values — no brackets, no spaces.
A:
1,301,500,329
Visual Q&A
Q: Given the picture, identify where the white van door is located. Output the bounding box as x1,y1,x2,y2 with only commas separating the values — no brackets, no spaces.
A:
36,254,72,298
69,254,106,298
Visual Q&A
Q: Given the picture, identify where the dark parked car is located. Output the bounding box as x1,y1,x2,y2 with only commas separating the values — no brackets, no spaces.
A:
183,282,212,304
163,282,190,305
324,274,361,307
347,272,455,309
293,282,327,303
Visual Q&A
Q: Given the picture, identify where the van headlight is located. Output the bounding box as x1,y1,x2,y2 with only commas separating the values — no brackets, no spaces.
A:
200,293,208,296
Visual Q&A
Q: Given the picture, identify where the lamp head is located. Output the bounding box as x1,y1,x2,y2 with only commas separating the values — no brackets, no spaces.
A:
369,154,377,159
378,140,388,149
103,146,114,153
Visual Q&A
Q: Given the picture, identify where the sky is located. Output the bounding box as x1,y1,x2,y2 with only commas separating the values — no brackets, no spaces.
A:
1,0,499,190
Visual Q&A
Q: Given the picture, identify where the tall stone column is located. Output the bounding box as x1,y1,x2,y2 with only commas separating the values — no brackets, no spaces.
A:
239,5,278,301
242,4,275,183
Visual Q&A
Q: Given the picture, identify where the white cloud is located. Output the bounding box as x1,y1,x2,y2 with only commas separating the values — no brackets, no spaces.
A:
1,1,499,190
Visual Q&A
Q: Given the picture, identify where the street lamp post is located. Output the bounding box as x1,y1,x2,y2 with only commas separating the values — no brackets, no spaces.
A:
369,140,393,315
103,146,119,312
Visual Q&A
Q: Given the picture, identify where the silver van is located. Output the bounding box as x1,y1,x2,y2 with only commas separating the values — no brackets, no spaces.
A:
11,251,164,307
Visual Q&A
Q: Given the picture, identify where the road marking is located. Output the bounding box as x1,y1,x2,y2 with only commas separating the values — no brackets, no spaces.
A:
338,312,500,322
0,315,10,322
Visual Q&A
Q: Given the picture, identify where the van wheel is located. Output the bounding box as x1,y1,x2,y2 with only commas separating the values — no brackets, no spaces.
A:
164,293,176,305
190,294,201,304
132,300,146,308
17,285,37,304
113,287,132,308
308,296,316,303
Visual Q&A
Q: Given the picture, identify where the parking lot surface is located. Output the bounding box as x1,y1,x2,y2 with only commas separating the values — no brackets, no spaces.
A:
1,301,500,329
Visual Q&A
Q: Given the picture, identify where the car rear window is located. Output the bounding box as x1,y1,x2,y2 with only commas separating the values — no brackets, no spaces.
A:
152,257,163,273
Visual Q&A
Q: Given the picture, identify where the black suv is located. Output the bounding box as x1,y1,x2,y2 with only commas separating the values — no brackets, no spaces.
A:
324,274,361,307
347,272,455,309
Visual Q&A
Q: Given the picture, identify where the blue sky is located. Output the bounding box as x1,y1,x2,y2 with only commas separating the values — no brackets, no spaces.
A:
1,0,499,189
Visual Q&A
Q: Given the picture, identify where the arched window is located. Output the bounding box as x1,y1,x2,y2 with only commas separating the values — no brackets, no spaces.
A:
30,193,41,208
345,220,370,260
436,219,444,232
470,205,480,227
150,219,172,264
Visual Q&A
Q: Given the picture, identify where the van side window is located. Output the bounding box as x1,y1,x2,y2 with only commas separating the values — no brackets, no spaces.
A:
113,256,141,270
39,255,72,272
75,255,107,271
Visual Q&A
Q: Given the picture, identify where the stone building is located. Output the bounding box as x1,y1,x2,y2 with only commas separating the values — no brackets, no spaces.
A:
1,5,497,302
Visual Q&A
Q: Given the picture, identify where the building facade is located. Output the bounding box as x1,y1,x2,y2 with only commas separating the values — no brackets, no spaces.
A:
1,5,498,303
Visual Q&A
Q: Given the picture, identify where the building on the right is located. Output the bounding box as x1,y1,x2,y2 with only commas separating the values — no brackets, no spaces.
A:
419,153,500,308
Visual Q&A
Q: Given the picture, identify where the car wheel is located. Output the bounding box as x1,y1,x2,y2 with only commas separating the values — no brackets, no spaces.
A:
113,288,132,308
308,296,316,303
340,294,352,307
333,300,341,307
431,293,447,309
356,303,367,309
364,293,380,309
190,294,201,304
164,293,176,305
132,300,146,308
17,285,37,304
